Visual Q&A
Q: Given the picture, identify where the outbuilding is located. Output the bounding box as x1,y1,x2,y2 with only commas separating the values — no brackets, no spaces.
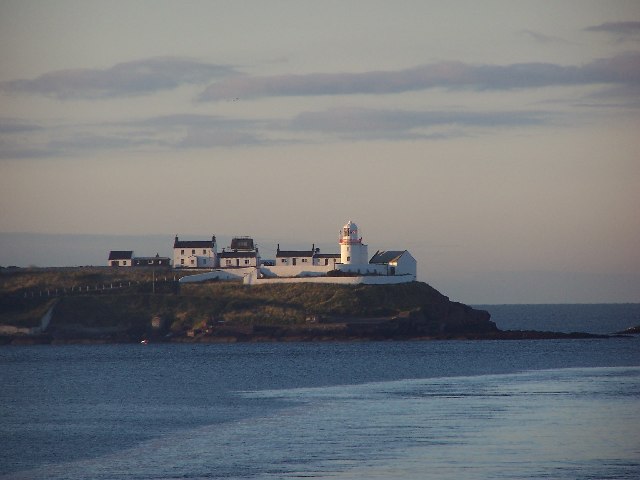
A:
108,250,134,267
369,250,417,280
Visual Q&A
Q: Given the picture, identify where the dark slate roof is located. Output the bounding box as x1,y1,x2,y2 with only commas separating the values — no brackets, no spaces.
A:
174,236,215,249
108,250,133,260
276,250,315,257
218,251,257,258
369,250,406,264
230,237,255,251
314,253,341,258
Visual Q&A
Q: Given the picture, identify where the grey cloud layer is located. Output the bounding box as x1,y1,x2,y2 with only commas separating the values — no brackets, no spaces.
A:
291,108,548,140
0,107,550,159
585,21,640,41
198,52,640,101
0,114,267,158
0,57,237,99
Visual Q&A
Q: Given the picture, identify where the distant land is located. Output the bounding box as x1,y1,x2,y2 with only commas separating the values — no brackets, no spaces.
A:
0,267,618,345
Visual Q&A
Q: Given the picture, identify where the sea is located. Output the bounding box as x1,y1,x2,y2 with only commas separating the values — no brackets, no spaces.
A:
1,304,639,480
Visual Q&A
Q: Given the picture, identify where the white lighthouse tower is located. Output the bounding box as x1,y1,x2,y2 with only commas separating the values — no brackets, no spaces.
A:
339,220,369,267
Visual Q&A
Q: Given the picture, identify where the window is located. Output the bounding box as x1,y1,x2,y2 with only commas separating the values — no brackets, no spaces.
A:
181,259,185,265
192,249,196,255
203,249,206,254
181,249,184,255
190,259,195,265
325,259,329,266
347,256,351,262
226,259,232,266
302,258,307,263
281,259,287,263
244,259,250,265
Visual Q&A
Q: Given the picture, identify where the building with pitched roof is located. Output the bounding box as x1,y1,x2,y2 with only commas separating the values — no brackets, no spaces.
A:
108,250,134,267
173,235,217,268
370,250,417,279
219,236,259,268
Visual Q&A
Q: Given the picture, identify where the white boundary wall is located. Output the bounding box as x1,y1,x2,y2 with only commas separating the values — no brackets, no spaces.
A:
244,268,413,285
178,267,254,283
261,265,333,278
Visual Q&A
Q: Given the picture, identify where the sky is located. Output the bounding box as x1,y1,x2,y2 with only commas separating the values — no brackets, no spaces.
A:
1,0,639,304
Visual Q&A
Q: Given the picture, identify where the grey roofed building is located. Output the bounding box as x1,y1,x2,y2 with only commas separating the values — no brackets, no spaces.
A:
108,250,134,267
276,244,316,258
108,250,133,260
369,250,407,264
173,236,216,249
276,249,315,257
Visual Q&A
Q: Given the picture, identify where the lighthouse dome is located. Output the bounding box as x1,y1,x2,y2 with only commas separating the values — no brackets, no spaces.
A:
343,220,357,232
340,220,361,245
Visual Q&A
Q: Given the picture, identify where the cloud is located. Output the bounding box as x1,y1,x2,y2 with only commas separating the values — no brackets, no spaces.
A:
519,29,570,44
585,21,640,42
131,114,267,148
0,113,268,159
0,118,43,134
197,52,640,101
0,57,238,99
291,107,549,140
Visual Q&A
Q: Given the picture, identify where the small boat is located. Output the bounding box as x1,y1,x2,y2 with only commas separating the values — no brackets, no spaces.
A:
140,339,149,345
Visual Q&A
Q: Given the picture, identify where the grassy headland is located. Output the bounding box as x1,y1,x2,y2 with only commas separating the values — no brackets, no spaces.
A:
1,267,607,344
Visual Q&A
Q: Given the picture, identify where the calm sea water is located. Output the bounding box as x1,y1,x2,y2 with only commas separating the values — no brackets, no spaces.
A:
1,304,639,479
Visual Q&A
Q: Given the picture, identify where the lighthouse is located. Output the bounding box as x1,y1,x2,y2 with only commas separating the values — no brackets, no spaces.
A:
339,220,369,266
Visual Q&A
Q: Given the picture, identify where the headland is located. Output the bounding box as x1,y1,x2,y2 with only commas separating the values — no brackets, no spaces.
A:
0,267,610,345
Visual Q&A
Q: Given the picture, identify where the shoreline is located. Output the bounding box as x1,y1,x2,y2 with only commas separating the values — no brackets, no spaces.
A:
0,329,617,346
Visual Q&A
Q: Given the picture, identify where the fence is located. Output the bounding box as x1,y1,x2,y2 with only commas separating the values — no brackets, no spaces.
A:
17,276,181,300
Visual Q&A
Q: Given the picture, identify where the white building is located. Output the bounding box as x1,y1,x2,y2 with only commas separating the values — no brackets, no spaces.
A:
173,236,217,268
276,245,316,266
313,253,341,268
108,250,133,267
369,250,417,280
219,237,259,268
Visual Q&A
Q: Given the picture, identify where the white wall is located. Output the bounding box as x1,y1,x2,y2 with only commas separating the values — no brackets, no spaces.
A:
261,264,334,278
178,267,255,283
392,252,417,280
244,268,414,285
219,256,258,268
340,242,368,265
313,257,340,267
276,255,314,266
336,262,387,275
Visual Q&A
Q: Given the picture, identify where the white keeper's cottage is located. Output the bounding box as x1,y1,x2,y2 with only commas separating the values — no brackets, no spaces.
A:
173,236,217,268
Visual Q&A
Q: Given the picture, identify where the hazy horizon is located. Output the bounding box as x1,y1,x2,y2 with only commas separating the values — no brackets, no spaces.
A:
1,1,639,304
